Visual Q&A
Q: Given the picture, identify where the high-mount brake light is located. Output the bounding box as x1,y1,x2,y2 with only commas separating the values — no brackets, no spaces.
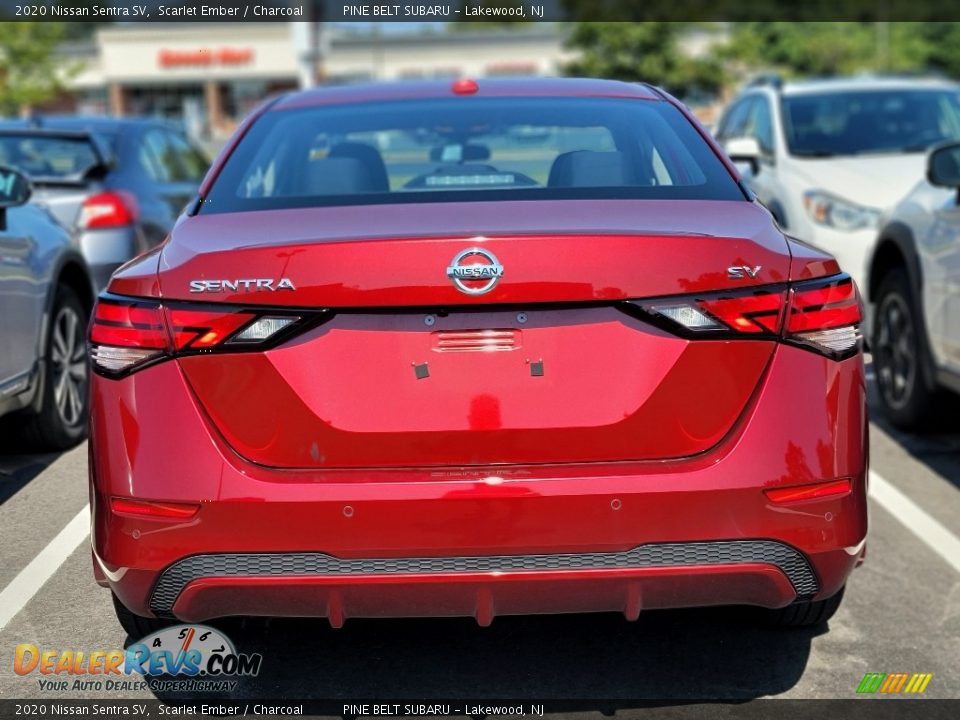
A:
630,273,862,359
88,296,310,377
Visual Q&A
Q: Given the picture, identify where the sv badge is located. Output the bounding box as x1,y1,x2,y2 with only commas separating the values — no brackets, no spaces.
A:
728,265,762,279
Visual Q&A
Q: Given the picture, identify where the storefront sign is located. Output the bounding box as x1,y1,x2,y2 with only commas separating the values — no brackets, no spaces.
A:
158,47,254,68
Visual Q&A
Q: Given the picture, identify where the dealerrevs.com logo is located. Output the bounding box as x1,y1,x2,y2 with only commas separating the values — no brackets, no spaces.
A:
856,672,933,695
14,625,263,693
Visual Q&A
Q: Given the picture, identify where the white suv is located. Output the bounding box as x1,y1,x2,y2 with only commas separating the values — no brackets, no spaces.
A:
866,141,960,428
715,76,960,296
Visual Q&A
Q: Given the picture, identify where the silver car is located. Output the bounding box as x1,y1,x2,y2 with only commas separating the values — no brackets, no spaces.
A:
0,165,94,449
867,140,960,429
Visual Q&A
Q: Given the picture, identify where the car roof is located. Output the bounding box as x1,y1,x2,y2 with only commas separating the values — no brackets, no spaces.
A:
0,116,178,134
274,77,662,111
779,76,958,97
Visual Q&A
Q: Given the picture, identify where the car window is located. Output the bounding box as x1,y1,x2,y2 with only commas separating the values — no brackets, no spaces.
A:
0,135,100,179
782,89,960,157
166,132,208,182
747,97,775,155
202,97,744,214
716,98,753,141
139,130,172,182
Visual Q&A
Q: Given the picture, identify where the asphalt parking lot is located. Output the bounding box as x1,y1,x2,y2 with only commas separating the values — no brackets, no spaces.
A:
0,364,958,709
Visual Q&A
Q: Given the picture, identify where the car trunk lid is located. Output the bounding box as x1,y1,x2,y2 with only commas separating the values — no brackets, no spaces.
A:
160,199,791,469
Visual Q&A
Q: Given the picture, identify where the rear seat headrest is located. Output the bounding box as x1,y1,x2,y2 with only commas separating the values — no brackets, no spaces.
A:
548,150,630,188
299,157,378,195
328,142,390,192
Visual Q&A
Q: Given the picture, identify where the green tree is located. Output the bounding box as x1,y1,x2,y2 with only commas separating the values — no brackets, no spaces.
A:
563,22,726,97
722,22,929,78
0,22,76,116
914,23,960,78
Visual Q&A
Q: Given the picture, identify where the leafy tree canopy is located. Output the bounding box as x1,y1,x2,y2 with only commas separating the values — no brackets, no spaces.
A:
563,22,726,97
0,22,77,116
722,22,930,77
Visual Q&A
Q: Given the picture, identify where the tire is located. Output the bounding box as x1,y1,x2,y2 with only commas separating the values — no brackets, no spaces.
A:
112,593,177,638
872,268,939,430
17,285,90,451
765,586,845,628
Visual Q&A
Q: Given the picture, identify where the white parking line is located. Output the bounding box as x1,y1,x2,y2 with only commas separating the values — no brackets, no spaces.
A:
869,470,960,574
0,504,89,631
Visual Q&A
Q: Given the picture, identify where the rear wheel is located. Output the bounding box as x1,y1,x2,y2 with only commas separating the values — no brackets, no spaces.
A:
17,285,90,450
872,269,939,430
765,586,845,628
112,593,176,638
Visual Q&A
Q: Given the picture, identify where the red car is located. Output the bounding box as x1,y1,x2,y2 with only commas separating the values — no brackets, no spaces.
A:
88,79,867,636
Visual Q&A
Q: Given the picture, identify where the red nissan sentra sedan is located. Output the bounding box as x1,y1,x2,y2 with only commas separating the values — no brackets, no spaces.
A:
87,78,867,636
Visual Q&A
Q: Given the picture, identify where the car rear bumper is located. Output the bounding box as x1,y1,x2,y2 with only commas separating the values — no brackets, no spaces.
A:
156,559,814,626
89,343,868,623
94,540,859,625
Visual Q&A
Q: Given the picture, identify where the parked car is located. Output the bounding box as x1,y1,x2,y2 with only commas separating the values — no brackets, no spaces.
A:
0,165,94,449
87,79,867,637
0,117,209,290
715,76,960,295
866,141,960,428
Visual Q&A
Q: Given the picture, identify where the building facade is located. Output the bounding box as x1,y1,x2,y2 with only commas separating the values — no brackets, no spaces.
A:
64,23,572,138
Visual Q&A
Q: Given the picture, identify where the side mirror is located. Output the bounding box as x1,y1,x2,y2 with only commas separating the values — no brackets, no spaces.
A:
0,165,32,230
0,165,32,208
927,141,960,192
725,137,762,177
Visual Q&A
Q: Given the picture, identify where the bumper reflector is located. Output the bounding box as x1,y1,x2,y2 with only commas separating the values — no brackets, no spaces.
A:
111,497,200,520
765,478,852,504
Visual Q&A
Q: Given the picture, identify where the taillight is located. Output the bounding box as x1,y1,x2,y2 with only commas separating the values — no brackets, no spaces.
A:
88,295,312,377
632,288,786,338
79,191,137,230
628,273,862,359
784,275,862,358
89,300,166,373
165,307,256,350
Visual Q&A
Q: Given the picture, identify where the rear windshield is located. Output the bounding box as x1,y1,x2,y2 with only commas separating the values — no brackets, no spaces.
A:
201,97,744,214
0,135,100,180
782,89,960,157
